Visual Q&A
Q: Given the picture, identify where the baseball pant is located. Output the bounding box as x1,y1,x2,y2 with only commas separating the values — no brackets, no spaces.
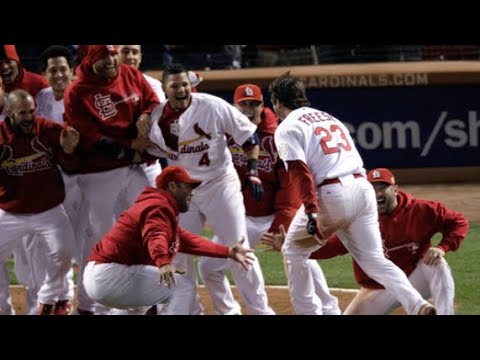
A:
0,205,74,306
344,258,455,315
283,174,429,315
76,165,149,313
246,214,340,315
177,169,274,315
83,261,196,315
10,171,81,314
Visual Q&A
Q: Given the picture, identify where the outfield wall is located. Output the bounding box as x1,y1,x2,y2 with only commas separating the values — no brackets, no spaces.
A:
146,61,480,183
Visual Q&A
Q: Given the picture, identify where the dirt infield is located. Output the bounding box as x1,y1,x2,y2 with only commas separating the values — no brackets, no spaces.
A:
10,183,478,315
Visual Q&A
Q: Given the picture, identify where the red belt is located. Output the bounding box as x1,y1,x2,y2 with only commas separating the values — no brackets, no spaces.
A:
317,174,363,188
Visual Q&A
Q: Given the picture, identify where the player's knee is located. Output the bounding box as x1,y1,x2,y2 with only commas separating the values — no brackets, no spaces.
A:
198,258,226,280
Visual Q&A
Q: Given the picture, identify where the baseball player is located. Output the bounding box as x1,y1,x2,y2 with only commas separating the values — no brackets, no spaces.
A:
140,63,274,315
307,168,469,315
230,83,340,315
0,89,79,315
63,45,159,315
15,45,80,315
0,45,49,96
0,47,74,315
83,166,253,315
117,44,165,187
270,73,436,315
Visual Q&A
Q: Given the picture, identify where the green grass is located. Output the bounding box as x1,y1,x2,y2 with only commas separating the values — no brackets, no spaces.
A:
9,223,479,314
201,224,480,314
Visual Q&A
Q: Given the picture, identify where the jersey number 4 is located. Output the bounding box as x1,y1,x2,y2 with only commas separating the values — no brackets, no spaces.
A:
199,152,211,166
315,125,352,154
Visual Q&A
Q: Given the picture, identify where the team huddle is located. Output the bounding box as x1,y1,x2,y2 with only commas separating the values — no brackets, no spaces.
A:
0,45,469,315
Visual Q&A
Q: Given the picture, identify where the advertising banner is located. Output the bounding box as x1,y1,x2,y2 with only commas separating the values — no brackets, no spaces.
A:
212,86,480,169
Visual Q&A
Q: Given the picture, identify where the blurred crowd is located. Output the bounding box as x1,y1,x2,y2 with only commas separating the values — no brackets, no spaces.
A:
14,44,480,73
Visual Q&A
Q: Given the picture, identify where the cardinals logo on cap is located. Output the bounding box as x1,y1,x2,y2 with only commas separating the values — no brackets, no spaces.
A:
244,87,254,96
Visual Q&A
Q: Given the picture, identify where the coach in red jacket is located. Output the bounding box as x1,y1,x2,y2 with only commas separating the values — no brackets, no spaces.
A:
310,168,469,315
83,166,253,315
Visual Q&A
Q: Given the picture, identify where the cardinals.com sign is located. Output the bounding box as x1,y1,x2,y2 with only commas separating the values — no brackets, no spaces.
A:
213,85,479,169
304,86,480,169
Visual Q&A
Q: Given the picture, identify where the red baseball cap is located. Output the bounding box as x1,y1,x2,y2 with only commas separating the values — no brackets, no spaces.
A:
155,166,202,189
0,45,20,63
367,168,396,185
234,84,263,103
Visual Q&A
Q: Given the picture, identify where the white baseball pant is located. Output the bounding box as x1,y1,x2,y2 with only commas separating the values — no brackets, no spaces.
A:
176,169,274,315
247,214,340,315
0,205,74,306
8,172,81,314
76,165,149,313
344,258,455,315
83,261,196,315
283,174,430,315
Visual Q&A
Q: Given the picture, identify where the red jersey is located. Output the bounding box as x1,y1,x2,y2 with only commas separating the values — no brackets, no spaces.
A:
88,187,230,267
4,66,49,97
63,63,159,173
311,191,469,289
228,108,301,232
0,117,67,213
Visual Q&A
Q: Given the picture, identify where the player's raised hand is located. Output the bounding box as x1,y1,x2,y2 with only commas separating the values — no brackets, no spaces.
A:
158,264,185,289
229,237,255,271
260,224,286,252
60,126,80,154
136,113,152,138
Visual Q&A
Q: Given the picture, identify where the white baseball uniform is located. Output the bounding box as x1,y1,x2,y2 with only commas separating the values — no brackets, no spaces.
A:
148,93,274,315
275,107,431,315
140,74,166,187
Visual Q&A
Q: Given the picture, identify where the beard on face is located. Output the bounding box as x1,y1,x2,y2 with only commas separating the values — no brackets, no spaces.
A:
11,117,34,134
178,198,190,213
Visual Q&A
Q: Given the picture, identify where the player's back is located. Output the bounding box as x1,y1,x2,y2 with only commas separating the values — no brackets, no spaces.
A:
277,107,364,185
